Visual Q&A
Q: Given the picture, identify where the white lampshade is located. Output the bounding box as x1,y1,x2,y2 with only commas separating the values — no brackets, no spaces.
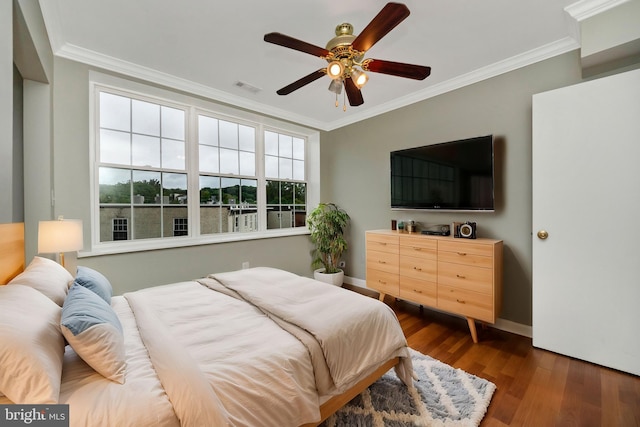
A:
38,218,84,254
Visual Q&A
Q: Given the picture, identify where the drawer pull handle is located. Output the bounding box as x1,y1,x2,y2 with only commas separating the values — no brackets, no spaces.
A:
379,243,387,246
413,247,422,251
413,267,422,271
378,260,386,264
457,252,467,256
456,299,466,304
456,274,466,279
413,289,422,294
378,280,387,285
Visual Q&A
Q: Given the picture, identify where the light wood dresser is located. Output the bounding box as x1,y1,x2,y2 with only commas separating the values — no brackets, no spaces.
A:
366,230,503,343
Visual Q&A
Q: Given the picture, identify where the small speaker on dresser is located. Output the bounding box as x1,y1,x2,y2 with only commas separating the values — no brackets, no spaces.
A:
454,221,477,239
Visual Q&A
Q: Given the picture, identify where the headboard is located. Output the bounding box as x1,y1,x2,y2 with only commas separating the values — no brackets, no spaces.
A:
0,222,25,284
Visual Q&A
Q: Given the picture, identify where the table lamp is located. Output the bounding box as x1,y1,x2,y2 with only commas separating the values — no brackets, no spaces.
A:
38,216,83,267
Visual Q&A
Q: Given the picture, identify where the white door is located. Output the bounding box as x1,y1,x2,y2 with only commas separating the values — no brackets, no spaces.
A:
532,68,640,376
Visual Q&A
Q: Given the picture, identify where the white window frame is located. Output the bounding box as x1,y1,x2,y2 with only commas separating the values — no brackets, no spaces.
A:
86,72,319,256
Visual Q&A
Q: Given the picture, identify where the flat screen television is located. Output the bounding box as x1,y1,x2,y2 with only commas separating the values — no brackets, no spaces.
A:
390,135,495,211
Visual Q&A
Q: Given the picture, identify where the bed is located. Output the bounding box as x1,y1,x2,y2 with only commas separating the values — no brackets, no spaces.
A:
0,222,412,426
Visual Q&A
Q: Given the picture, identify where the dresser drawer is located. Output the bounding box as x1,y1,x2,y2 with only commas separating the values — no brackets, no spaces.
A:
437,249,492,268
366,250,398,274
437,262,493,294
400,256,437,282
366,268,399,296
438,240,494,257
400,235,438,251
400,242,437,260
437,285,494,322
366,232,399,254
400,276,437,307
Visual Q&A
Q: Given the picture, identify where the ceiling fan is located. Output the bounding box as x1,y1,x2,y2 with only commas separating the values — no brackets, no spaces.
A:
264,2,431,108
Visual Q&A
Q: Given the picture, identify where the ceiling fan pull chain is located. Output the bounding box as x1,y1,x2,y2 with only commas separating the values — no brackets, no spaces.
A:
343,89,347,112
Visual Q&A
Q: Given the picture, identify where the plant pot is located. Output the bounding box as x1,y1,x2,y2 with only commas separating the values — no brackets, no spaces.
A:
313,268,344,286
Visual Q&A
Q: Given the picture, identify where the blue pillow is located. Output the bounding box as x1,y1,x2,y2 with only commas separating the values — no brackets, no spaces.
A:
61,283,125,384
74,266,113,304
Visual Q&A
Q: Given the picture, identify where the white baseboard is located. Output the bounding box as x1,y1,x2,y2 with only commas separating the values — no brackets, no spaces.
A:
343,275,532,338
492,318,532,338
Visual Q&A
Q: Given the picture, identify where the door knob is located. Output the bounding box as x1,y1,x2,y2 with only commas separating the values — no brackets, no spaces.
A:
537,230,549,240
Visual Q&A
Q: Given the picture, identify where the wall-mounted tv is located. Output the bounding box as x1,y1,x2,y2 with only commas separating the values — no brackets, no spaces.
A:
390,135,495,211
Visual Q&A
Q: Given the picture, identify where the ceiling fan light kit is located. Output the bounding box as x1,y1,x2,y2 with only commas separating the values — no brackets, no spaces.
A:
351,69,369,88
264,2,431,110
328,79,342,95
327,61,345,79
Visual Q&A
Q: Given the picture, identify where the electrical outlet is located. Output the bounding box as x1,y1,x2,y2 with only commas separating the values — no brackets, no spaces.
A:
242,261,250,269
338,261,346,268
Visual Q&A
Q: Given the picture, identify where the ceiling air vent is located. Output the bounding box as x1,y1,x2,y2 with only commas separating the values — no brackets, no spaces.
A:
234,81,262,94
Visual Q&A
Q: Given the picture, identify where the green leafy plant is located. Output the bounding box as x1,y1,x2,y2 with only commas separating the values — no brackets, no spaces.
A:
307,202,350,274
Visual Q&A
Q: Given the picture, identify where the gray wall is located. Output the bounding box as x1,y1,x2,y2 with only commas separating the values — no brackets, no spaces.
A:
322,52,583,326
11,0,54,259
12,65,24,222
1,0,16,223
78,235,314,296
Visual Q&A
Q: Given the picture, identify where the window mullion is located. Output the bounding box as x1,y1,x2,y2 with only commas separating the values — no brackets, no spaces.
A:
188,106,200,237
256,125,267,232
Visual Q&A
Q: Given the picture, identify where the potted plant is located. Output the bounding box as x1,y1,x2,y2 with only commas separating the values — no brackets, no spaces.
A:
307,202,350,286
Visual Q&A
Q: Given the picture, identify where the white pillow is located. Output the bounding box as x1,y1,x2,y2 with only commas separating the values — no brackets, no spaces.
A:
0,285,65,403
8,256,74,306
61,283,126,384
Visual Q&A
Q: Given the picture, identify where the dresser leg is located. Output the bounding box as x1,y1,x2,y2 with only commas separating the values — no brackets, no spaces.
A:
378,292,386,302
467,317,479,343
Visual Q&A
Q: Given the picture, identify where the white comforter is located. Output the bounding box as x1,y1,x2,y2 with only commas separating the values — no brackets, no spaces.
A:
207,267,412,393
126,267,411,427
125,279,320,426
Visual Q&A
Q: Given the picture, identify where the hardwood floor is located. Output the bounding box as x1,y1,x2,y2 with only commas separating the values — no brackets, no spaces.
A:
346,285,640,426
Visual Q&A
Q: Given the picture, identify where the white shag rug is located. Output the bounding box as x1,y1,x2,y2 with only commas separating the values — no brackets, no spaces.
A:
321,348,496,427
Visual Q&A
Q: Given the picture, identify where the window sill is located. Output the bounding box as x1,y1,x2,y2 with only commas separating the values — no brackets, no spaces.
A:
79,227,311,258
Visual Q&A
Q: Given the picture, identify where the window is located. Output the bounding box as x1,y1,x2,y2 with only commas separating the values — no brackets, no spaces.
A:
112,218,128,241
173,218,188,236
98,92,187,242
265,131,307,229
198,114,258,235
92,79,318,254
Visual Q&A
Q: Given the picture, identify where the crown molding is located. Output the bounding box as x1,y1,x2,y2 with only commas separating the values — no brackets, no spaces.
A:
54,43,329,131
565,0,632,21
325,36,580,130
51,36,578,132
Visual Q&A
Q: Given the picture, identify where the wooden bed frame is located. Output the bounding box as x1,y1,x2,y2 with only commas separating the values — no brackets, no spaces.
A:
0,221,399,425
0,222,25,284
306,357,399,426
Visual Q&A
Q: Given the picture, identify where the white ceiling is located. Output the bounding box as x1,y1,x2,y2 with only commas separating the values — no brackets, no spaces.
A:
39,0,583,131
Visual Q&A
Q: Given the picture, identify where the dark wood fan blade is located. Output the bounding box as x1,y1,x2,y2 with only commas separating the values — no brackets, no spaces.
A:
351,3,410,53
363,59,431,80
264,33,330,58
276,69,326,95
344,77,364,106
